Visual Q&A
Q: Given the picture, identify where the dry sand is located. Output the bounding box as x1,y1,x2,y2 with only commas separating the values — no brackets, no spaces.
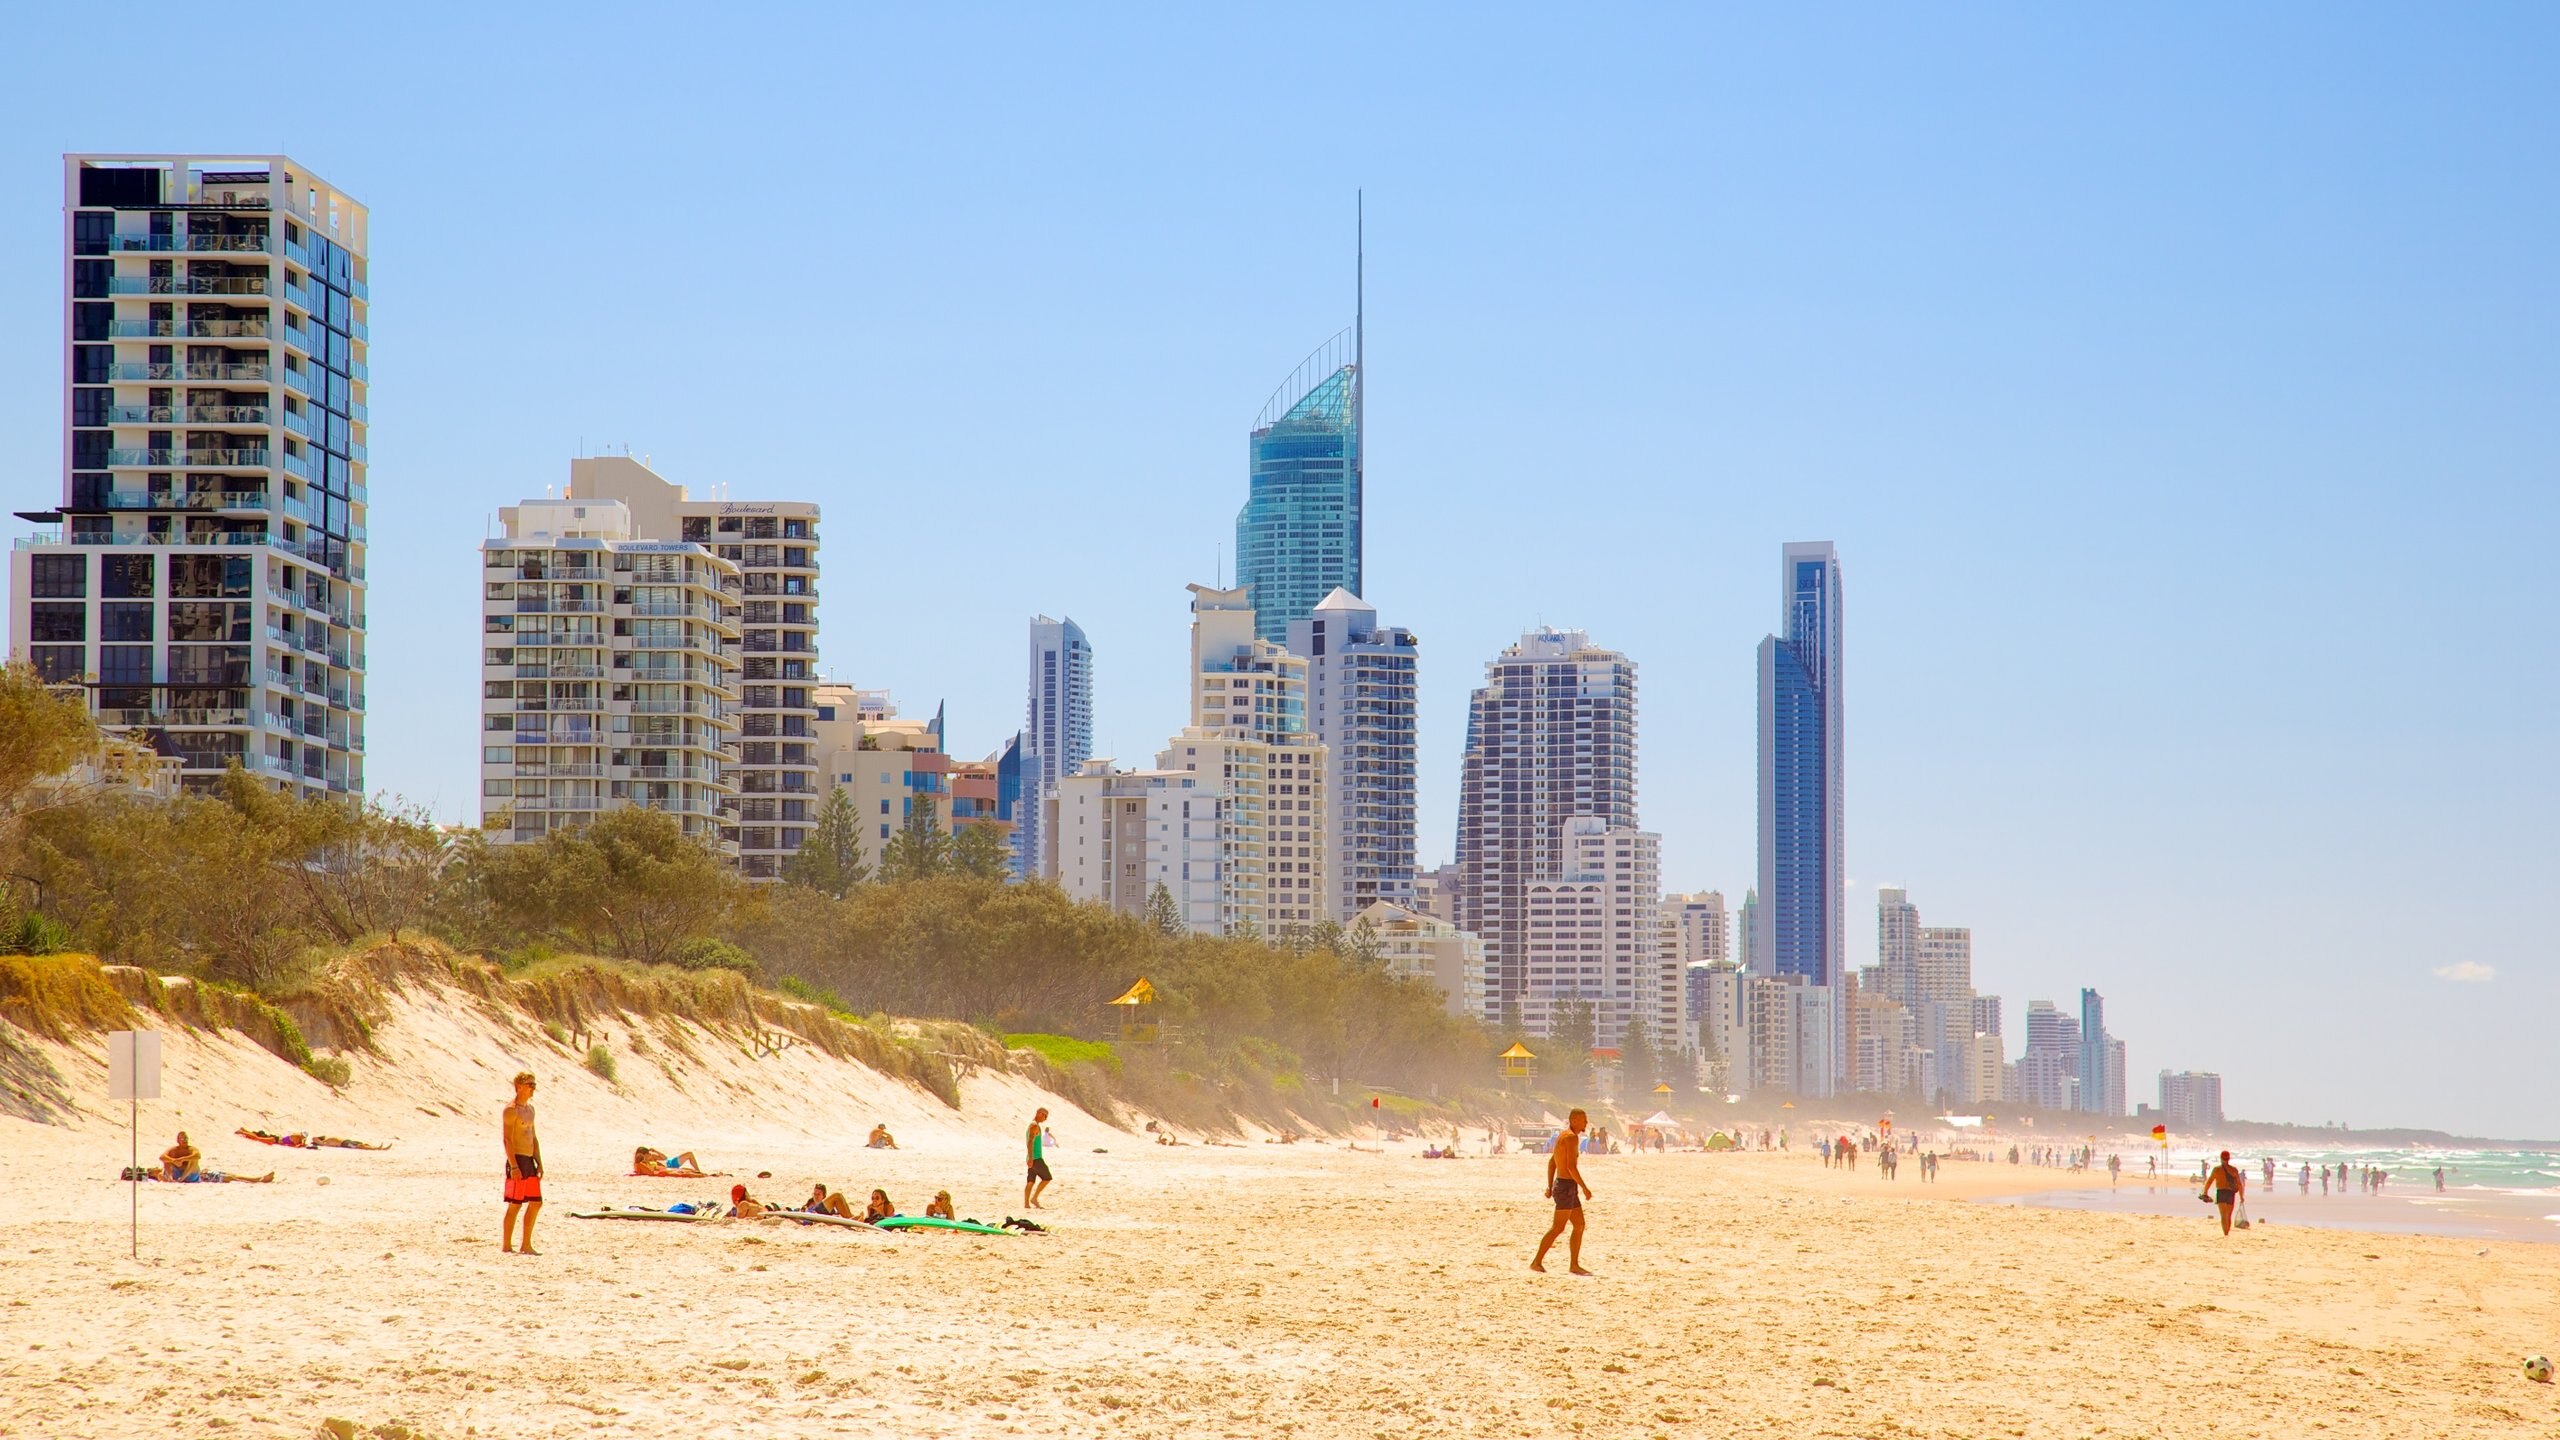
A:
7,996,2560,1438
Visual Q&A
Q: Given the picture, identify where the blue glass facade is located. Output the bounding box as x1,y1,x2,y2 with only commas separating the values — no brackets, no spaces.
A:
1756,544,1843,987
1236,331,1360,645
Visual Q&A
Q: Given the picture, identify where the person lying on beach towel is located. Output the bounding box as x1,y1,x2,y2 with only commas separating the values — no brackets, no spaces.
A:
864,1189,897,1222
728,1184,769,1219
925,1190,956,1220
866,1124,898,1150
634,1147,709,1177
238,1128,391,1150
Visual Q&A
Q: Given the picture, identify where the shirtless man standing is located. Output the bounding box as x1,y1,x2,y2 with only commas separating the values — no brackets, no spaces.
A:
502,1071,543,1255
1023,1107,1053,1209
1531,1108,1593,1275
2206,1149,2245,1237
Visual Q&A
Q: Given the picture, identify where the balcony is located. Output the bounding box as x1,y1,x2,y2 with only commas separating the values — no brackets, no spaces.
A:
110,233,274,254
106,447,271,468
107,276,269,297
188,319,270,339
107,319,176,338
280,450,315,481
187,362,271,383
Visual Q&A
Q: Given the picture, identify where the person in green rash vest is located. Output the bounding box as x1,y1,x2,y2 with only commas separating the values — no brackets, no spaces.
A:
1024,1106,1054,1209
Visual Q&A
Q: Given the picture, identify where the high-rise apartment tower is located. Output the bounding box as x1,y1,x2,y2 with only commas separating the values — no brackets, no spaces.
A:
1453,627,1639,1032
1289,589,1416,920
564,458,819,879
1755,542,1844,987
479,497,741,853
11,155,369,794
1017,616,1093,880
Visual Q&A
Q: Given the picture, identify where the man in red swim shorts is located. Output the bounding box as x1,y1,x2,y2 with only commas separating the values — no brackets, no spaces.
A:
502,1071,543,1254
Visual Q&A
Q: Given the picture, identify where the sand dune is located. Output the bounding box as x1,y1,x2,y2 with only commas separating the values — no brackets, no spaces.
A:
8,985,2560,1438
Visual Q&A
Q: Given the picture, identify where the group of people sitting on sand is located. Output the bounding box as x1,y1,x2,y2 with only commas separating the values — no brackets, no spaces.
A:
722,1182,957,1223
142,1132,274,1184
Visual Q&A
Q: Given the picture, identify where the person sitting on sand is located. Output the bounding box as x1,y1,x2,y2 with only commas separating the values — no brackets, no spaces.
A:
864,1189,896,1222
159,1132,204,1181
729,1184,769,1219
802,1183,834,1214
925,1190,956,1220
634,1147,708,1178
867,1125,898,1150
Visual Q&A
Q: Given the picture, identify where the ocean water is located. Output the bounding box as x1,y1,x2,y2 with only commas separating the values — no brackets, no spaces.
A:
1995,1144,2560,1241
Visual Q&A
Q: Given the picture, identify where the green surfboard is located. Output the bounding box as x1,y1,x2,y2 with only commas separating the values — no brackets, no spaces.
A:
870,1215,1016,1236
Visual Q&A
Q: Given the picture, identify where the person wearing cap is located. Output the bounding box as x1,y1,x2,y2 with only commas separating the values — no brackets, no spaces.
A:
502,1071,543,1254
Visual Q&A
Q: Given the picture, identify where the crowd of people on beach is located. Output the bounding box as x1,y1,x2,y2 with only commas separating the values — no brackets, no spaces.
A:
497,1075,1060,1253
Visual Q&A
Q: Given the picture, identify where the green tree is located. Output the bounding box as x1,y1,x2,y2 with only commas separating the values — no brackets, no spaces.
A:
1144,881,1185,937
1346,915,1384,968
781,787,869,899
1619,1016,1659,1097
1549,999,1597,1097
0,662,100,878
480,806,743,966
878,797,952,883
950,820,1012,881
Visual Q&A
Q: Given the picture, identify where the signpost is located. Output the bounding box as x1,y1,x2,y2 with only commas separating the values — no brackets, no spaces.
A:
108,1031,162,1260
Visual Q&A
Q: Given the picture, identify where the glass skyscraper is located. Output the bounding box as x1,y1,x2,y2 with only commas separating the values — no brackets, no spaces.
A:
1235,330,1360,645
1755,542,1844,986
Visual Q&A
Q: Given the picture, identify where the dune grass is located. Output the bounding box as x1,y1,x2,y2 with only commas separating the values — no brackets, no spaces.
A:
1004,1032,1121,1075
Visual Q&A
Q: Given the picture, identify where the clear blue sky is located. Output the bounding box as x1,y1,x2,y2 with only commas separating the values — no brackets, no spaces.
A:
4,6,2553,1136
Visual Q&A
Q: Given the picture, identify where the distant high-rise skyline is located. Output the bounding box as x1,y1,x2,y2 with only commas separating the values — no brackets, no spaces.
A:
1235,328,1360,645
1016,615,1092,880
1453,627,1639,1031
1755,541,1844,986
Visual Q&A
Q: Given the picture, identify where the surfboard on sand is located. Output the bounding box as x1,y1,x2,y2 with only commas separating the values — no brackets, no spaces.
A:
759,1210,888,1233
870,1215,1017,1236
570,1206,719,1223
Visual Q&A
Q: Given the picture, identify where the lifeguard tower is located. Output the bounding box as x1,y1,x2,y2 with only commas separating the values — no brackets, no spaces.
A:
1498,1041,1536,1089
1108,978,1159,1046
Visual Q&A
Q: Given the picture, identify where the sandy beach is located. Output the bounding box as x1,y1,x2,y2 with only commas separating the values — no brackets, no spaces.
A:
8,1000,2560,1438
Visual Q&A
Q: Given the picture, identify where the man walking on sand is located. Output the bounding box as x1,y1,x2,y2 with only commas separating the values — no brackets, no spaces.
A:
2206,1149,2245,1237
1023,1107,1054,1209
502,1071,543,1254
1531,1108,1594,1275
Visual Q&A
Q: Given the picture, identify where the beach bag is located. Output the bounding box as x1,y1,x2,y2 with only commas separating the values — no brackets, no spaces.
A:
2235,1200,2251,1230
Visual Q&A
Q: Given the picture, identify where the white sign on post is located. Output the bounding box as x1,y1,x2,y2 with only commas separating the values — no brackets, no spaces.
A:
109,1031,162,1259
109,1031,162,1101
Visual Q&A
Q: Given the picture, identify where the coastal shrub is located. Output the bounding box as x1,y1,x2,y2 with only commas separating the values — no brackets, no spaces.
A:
0,952,137,1042
1,911,70,956
303,1055,351,1089
543,1021,569,1045
1006,1033,1121,1075
778,974,855,1016
672,937,754,974
585,1044,618,1084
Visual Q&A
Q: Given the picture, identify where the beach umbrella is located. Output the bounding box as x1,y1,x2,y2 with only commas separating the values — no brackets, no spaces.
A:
1642,1110,1677,1128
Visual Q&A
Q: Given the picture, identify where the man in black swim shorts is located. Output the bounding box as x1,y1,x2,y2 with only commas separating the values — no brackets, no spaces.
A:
1532,1108,1593,1275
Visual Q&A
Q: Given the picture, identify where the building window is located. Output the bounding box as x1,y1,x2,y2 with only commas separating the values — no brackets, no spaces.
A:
103,554,157,598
